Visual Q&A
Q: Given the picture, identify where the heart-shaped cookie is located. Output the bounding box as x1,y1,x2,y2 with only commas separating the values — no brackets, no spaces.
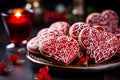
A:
39,35,80,65
116,34,120,55
69,22,90,39
78,27,100,49
78,27,119,63
27,36,44,57
27,31,58,52
48,21,70,36
92,25,106,32
37,28,49,36
27,36,41,53
86,10,119,32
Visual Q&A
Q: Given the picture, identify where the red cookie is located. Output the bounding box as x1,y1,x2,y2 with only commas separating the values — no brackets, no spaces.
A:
78,27,99,49
27,31,57,56
78,27,119,63
38,32,58,46
39,35,80,65
27,37,41,53
48,21,70,36
86,10,119,32
69,22,90,39
37,28,49,36
27,36,42,56
113,27,120,34
92,25,106,32
116,34,120,54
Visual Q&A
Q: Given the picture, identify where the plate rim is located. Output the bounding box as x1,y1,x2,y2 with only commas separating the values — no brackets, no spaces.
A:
26,54,120,72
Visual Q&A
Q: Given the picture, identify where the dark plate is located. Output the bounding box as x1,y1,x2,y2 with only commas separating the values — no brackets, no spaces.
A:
26,53,120,73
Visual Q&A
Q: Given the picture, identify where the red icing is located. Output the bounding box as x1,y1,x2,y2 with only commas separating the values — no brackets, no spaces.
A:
78,27,119,63
27,31,57,53
48,21,70,36
37,28,49,36
27,36,41,52
69,22,90,39
86,10,119,32
116,34,120,54
92,25,106,32
113,27,120,34
40,35,80,65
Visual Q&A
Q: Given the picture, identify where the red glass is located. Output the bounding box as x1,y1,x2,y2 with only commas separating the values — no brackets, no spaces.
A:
1,8,33,52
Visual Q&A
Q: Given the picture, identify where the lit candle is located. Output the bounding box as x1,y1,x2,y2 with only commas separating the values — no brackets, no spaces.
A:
3,8,33,45
8,9,29,24
15,11,22,18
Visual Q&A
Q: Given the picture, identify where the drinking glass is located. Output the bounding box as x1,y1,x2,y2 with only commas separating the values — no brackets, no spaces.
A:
1,8,33,53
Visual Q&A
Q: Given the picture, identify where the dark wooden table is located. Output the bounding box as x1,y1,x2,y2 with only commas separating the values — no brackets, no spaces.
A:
0,18,120,80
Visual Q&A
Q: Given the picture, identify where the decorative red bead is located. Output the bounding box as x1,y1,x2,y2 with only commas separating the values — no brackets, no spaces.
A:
76,55,89,66
8,54,19,64
0,60,7,74
36,66,51,80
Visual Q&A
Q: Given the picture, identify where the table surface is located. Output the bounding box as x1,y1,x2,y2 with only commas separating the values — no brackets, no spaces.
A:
0,19,120,80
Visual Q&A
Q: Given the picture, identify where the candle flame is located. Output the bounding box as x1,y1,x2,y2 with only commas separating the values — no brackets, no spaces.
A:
15,11,21,18
13,8,23,18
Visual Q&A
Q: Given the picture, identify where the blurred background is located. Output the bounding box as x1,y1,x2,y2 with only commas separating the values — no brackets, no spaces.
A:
0,0,120,27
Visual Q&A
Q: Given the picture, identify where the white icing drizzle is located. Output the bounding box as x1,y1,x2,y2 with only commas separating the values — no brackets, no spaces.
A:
37,28,49,36
40,35,80,64
80,27,119,63
69,22,90,39
87,10,118,32
48,21,70,36
27,36,42,52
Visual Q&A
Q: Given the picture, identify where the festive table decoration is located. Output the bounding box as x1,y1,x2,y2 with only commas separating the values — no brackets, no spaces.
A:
1,8,33,53
76,55,89,66
8,54,25,65
35,66,51,80
0,60,7,74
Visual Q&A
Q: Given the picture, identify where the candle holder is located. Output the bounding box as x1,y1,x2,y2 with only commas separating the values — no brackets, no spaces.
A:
1,8,33,53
